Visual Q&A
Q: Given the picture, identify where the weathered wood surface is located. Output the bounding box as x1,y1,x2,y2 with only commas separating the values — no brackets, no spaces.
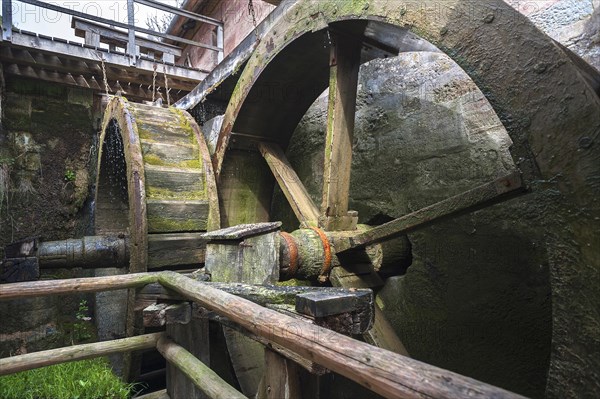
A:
258,142,320,226
0,333,163,375
210,313,328,376
320,33,362,231
258,349,302,399
203,222,281,240
157,335,247,399
329,265,408,356
144,165,204,193
158,272,525,399
336,172,525,252
147,233,207,270
140,282,372,319
140,140,197,166
147,199,209,233
166,302,192,325
0,273,159,300
165,306,211,399
143,303,169,328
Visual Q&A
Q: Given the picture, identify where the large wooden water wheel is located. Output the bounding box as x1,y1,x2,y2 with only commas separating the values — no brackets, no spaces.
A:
203,0,600,396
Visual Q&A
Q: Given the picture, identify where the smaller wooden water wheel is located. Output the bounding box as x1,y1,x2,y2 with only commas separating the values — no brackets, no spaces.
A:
95,97,220,273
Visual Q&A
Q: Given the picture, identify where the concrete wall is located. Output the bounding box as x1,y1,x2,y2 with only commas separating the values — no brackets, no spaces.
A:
273,52,552,398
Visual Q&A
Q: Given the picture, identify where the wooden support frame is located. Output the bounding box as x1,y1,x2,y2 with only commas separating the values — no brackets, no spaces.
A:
320,31,362,231
0,272,527,399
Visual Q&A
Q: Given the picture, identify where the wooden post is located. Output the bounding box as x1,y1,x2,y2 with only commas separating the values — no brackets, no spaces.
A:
0,333,163,375
126,0,136,65
157,335,247,399
165,304,211,399
2,0,13,42
258,349,302,399
320,32,362,231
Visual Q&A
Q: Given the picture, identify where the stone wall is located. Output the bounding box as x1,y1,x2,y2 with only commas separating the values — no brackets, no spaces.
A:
0,77,101,356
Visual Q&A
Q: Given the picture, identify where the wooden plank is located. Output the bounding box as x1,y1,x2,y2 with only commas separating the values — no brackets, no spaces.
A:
144,165,204,193
203,222,281,240
335,172,525,252
159,271,525,399
146,199,209,233
320,33,362,231
295,290,372,318
157,335,247,399
258,142,320,226
260,348,302,399
141,141,197,167
0,273,159,300
0,333,163,375
147,233,207,270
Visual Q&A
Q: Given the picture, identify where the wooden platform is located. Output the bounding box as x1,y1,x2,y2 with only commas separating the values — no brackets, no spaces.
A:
0,30,207,101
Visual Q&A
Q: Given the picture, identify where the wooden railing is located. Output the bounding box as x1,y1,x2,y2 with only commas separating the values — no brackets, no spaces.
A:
0,271,527,399
1,0,224,65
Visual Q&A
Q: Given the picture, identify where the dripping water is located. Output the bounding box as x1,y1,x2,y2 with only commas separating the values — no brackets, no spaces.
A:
103,120,128,204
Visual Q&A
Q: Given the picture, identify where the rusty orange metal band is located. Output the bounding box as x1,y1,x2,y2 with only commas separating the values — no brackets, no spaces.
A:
280,232,299,277
308,227,332,283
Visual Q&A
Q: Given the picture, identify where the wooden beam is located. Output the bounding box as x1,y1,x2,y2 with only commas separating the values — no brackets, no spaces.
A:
320,33,362,231
0,333,163,375
0,273,159,301
156,335,247,399
259,348,302,399
258,142,320,226
158,271,526,399
334,172,525,253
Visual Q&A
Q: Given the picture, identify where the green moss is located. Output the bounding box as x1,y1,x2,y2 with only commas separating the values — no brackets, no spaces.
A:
143,153,202,169
146,186,206,200
147,216,205,232
276,279,312,287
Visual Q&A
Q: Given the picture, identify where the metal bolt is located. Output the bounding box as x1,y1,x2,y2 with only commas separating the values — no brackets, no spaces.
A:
440,27,448,36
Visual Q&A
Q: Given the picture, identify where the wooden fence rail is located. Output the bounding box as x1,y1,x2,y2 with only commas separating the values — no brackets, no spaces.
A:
0,333,163,375
0,272,527,399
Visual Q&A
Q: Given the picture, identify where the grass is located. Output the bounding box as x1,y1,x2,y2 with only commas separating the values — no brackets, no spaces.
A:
0,358,138,399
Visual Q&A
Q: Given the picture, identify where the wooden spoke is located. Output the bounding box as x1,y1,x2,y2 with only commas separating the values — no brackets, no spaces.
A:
334,172,526,253
258,142,319,226
320,32,362,231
